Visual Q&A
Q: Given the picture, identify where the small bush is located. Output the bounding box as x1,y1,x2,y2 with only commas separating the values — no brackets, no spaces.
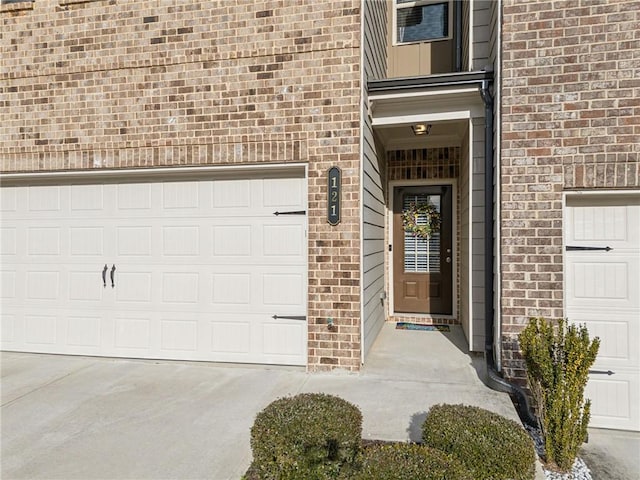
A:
519,317,599,471
355,443,472,480
422,404,536,480
250,393,362,480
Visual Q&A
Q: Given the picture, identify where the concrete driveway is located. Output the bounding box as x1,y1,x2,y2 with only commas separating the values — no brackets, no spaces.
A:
1,325,519,479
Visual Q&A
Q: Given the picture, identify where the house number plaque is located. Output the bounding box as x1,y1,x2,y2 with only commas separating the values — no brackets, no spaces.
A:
327,166,341,226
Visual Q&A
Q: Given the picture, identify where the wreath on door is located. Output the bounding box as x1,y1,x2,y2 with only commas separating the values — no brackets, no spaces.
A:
402,202,441,238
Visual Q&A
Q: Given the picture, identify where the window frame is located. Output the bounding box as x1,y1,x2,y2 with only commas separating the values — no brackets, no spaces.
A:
393,0,454,46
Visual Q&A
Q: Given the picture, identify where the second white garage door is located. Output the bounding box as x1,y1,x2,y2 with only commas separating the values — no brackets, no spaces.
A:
1,170,308,366
565,193,640,431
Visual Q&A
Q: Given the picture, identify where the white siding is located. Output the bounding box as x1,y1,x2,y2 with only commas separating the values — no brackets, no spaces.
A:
362,0,388,359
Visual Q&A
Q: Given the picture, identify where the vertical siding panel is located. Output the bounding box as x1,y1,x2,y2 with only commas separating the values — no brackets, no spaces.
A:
362,0,388,358
472,0,491,70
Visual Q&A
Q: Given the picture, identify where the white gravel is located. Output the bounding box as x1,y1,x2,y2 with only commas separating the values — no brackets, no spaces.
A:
525,426,593,480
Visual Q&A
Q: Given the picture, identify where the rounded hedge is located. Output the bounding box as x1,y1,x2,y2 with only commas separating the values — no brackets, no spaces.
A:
250,393,362,480
355,443,472,480
422,404,536,480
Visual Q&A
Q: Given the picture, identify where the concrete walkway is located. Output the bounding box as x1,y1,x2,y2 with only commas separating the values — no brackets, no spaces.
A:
0,324,536,479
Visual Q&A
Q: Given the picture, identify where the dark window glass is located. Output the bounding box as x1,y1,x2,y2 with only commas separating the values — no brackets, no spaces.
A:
397,2,448,43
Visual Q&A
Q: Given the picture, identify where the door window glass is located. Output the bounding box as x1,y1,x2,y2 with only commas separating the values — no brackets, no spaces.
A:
403,193,440,273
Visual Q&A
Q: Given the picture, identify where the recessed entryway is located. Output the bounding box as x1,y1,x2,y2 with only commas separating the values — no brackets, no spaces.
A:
391,183,454,316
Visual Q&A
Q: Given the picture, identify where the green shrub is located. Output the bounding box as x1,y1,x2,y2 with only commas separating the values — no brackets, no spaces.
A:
355,443,472,480
250,393,362,480
519,317,599,471
422,404,536,480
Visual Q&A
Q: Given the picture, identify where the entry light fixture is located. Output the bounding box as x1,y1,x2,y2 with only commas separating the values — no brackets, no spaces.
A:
411,123,432,136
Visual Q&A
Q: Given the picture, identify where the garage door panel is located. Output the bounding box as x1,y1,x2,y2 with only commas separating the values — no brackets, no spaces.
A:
162,181,200,210
27,271,60,300
160,318,199,352
114,316,152,350
27,227,61,256
263,224,304,257
211,273,251,306
28,185,62,212
568,312,638,367
1,270,17,299
0,187,18,212
211,320,251,355
67,315,102,348
117,226,152,257
567,255,639,309
212,225,252,257
263,273,305,307
70,227,105,257
25,314,58,346
565,196,639,431
71,184,105,211
1,314,16,344
262,177,304,208
161,272,200,304
209,314,306,365
69,270,104,302
117,183,153,211
115,271,153,303
212,179,251,209
586,371,639,431
566,198,639,248
263,321,306,357
162,226,200,257
1,173,307,366
1,228,17,257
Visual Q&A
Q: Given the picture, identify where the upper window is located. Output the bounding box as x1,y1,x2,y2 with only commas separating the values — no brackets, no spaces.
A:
394,0,452,45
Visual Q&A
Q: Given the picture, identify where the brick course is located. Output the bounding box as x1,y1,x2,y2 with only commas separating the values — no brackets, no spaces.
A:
1,0,363,371
500,0,640,384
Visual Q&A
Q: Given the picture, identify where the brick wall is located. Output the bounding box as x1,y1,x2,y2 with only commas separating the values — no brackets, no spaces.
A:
0,0,363,371
500,0,640,383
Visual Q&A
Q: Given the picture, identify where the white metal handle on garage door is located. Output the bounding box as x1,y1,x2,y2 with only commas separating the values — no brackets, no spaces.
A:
101,264,116,288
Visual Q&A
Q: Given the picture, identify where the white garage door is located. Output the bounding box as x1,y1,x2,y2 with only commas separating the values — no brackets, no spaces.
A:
565,194,640,431
0,171,308,366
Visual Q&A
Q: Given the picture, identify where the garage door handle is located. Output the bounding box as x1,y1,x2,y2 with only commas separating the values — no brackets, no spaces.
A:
273,210,306,216
589,369,614,376
102,264,108,288
272,315,307,321
566,246,612,251
110,264,116,288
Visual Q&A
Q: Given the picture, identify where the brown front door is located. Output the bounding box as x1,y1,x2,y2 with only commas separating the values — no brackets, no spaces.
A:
393,185,453,315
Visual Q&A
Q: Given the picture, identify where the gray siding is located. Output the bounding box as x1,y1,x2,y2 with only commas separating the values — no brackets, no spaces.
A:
461,0,470,70
472,0,492,71
471,117,486,351
460,126,471,343
362,0,387,358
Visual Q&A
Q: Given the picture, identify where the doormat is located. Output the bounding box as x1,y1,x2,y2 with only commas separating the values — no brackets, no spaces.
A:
396,322,450,332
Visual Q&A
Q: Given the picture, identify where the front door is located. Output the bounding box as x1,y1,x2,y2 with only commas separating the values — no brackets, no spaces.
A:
393,185,453,315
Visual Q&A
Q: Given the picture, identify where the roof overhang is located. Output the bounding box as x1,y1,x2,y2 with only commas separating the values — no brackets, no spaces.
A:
367,70,493,149
368,70,493,127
